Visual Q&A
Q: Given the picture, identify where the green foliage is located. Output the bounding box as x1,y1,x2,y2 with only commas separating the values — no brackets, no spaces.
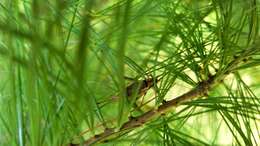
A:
0,0,259,146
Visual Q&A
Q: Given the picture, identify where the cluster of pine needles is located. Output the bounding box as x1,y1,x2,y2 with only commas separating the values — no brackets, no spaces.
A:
0,0,260,146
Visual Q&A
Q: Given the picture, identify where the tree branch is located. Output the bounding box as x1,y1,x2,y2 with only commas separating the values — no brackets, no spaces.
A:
68,44,259,146
68,76,216,146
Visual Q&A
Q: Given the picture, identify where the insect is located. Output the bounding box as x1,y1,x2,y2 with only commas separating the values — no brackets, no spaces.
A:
126,77,158,101
98,75,161,109
126,76,161,113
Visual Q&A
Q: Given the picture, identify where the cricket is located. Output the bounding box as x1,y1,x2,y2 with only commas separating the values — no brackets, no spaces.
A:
98,75,162,111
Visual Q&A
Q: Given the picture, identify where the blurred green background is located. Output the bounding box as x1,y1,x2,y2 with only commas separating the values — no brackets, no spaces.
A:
0,0,260,146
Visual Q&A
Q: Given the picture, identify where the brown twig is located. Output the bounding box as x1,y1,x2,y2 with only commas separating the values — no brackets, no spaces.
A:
68,44,259,146
69,75,216,146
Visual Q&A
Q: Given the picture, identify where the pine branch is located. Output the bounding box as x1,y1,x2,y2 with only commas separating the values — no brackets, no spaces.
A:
68,43,259,146
67,77,214,146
